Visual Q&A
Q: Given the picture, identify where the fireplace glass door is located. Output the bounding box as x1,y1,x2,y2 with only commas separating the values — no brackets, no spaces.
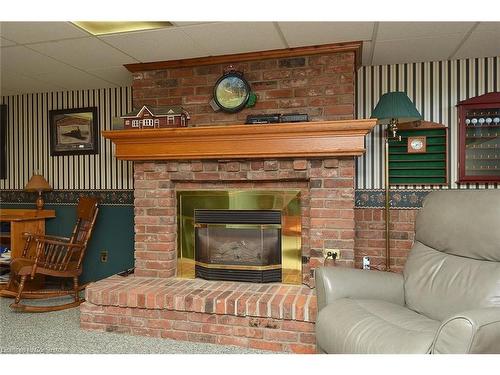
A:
194,210,282,283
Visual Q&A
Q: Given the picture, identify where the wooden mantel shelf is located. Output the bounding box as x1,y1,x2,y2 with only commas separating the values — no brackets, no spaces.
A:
101,119,377,161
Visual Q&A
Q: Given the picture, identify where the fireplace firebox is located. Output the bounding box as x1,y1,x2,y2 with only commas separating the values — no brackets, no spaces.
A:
194,210,282,283
176,190,302,284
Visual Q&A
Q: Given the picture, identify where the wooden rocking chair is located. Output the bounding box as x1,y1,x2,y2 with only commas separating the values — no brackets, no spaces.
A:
3,196,99,312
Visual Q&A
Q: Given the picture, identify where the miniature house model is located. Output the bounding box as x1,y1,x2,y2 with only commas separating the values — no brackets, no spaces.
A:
121,105,190,129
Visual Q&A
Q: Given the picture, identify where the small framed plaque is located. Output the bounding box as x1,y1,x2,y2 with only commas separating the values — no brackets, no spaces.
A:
407,136,427,153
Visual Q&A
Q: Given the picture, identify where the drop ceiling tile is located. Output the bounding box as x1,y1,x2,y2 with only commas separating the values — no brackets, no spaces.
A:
172,21,216,26
182,22,285,55
1,71,65,95
278,22,374,47
0,37,16,47
29,37,138,70
1,45,72,75
475,22,500,33
34,65,118,90
377,22,474,41
453,31,500,59
100,27,208,62
0,22,88,44
87,66,133,86
372,34,464,65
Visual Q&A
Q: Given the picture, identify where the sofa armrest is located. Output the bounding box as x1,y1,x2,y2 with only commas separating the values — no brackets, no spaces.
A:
315,267,405,311
432,307,500,354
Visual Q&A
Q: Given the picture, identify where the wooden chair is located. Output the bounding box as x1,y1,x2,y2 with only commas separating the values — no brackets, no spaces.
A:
4,196,99,312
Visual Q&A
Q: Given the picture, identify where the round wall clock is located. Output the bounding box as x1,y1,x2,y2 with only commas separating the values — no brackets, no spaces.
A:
213,71,251,113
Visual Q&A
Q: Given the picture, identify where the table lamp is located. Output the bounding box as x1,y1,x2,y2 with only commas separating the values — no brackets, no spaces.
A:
371,92,422,271
24,173,52,210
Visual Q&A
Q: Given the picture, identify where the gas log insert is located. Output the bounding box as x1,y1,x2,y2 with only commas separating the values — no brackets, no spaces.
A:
194,210,282,283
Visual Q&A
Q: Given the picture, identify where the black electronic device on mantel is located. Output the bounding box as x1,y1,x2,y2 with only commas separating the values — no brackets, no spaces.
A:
245,114,280,124
245,113,309,124
280,113,309,123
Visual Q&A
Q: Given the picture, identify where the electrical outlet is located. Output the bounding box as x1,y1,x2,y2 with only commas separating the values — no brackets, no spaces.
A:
322,248,341,259
100,250,108,263
363,256,370,270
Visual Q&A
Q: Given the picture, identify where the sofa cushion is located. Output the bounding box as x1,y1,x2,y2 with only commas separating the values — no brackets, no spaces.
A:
404,241,500,322
315,299,440,354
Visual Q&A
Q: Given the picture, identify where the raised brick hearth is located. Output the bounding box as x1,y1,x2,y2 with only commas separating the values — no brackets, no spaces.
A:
81,276,316,353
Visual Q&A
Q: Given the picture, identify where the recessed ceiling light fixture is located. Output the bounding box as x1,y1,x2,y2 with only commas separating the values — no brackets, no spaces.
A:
72,21,173,35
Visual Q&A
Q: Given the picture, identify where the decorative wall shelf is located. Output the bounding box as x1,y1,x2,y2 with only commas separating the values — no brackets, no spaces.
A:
102,120,377,161
388,121,448,185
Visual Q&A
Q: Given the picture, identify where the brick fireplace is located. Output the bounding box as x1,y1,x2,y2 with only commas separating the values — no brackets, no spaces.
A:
81,156,361,353
132,157,358,284
81,43,378,353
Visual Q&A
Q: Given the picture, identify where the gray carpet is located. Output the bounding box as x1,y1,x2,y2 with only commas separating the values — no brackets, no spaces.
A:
0,296,267,354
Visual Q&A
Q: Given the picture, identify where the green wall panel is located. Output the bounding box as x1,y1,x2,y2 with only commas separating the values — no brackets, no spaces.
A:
389,177,446,184
390,169,446,177
390,145,446,153
390,161,446,168
44,204,135,284
388,128,448,185
396,129,444,137
389,153,446,161
3,203,134,284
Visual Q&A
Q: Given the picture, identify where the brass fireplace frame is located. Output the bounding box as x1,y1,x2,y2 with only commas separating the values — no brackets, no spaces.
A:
176,190,302,284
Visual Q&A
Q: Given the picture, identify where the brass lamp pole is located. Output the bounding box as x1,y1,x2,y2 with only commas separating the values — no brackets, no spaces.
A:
371,92,422,271
384,119,402,271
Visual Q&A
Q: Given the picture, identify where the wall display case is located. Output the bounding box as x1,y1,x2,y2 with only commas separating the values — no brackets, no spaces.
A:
388,121,448,185
458,92,500,183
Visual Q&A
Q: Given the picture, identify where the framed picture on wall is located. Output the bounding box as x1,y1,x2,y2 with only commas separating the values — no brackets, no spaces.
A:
49,107,98,156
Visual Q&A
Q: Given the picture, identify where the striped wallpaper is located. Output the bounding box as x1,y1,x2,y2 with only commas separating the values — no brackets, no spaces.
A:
0,87,134,190
2,57,499,192
356,56,500,189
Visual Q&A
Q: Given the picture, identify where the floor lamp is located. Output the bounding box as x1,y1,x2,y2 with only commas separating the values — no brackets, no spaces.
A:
371,92,422,271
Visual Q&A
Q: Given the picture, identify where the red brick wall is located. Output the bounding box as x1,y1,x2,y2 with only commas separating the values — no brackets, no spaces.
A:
134,158,356,285
81,302,316,353
131,52,355,126
354,208,419,273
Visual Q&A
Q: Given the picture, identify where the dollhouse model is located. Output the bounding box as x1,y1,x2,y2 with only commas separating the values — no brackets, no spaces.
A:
121,105,190,129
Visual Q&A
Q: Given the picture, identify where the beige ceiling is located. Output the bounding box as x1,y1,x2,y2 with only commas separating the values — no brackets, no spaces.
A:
1,21,499,96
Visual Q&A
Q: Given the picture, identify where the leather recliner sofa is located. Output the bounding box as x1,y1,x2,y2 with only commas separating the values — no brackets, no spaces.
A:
315,190,500,354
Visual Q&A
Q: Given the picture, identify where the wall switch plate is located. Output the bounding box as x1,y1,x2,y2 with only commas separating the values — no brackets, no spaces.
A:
322,248,341,259
100,250,108,263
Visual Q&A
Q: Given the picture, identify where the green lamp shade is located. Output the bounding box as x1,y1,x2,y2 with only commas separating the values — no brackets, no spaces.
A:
371,91,422,124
